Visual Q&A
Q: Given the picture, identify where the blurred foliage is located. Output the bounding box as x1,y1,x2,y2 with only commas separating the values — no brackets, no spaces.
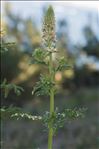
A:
83,26,99,57
1,78,24,98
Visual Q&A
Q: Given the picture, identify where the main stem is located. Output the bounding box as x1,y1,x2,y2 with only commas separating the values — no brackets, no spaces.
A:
48,53,54,149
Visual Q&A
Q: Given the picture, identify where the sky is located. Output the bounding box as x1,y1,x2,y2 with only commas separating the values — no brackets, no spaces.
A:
1,1,99,45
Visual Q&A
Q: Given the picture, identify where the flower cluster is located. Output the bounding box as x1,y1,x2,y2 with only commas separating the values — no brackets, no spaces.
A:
42,6,56,52
11,113,42,121
0,107,42,121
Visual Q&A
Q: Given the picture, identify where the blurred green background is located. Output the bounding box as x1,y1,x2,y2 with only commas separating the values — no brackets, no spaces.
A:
1,1,99,149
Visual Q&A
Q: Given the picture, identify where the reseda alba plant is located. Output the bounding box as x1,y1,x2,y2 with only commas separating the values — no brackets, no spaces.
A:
31,6,85,149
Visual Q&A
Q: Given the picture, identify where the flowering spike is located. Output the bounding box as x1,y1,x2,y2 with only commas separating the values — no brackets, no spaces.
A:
42,6,56,52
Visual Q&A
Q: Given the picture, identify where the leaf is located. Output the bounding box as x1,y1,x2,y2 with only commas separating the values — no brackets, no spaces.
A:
31,48,49,66
32,74,55,96
56,57,73,72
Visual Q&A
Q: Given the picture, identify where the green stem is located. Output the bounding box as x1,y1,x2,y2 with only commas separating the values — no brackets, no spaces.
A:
48,53,54,149
48,127,53,149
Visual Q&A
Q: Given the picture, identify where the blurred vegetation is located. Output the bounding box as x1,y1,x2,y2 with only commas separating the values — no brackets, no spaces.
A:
1,2,99,149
